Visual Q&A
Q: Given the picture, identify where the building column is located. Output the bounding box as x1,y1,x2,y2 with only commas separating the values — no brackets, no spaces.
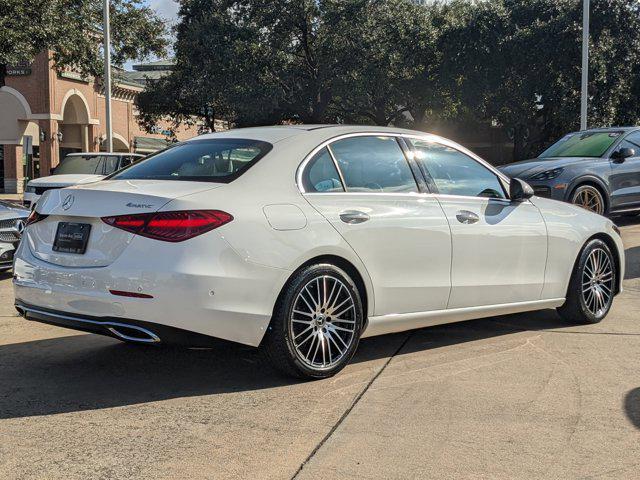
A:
3,144,24,194
87,124,98,152
38,119,57,175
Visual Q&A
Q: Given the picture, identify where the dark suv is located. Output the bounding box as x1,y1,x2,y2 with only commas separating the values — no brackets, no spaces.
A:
500,127,640,216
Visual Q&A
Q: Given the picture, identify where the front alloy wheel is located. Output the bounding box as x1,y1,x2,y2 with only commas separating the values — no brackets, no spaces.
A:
262,264,363,379
558,239,616,324
571,185,606,215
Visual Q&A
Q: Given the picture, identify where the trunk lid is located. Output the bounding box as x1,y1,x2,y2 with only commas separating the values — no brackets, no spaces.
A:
27,180,222,267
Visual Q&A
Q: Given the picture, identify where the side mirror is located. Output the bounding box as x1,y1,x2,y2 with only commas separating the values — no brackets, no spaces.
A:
611,147,635,163
510,178,534,202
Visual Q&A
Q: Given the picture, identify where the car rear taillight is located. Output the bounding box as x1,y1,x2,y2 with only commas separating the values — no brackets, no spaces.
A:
25,210,47,226
101,210,233,242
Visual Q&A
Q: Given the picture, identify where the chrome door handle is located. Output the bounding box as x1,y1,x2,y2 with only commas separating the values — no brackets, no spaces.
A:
339,210,370,224
455,210,480,224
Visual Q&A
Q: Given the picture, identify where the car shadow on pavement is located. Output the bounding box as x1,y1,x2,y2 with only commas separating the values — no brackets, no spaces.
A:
0,308,571,420
624,245,640,280
624,387,640,429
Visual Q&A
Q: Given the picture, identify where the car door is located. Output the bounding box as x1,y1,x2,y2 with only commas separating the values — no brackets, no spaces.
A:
608,132,640,210
300,135,452,316
405,138,547,309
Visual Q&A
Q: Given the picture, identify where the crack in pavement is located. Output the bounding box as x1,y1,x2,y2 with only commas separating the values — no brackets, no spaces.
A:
291,331,414,480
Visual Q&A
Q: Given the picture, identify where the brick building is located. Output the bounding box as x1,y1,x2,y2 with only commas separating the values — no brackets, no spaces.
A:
0,52,200,193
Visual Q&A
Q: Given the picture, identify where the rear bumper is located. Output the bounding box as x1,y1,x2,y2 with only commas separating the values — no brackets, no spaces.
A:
15,301,230,346
13,232,291,346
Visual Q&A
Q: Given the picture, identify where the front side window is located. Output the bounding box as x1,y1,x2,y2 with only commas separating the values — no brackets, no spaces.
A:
618,132,640,154
539,131,623,158
301,148,345,192
407,139,506,199
328,136,418,193
110,139,272,182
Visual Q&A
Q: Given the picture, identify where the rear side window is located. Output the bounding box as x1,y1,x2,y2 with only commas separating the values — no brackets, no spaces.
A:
111,139,272,183
328,136,418,193
104,156,119,174
301,148,345,192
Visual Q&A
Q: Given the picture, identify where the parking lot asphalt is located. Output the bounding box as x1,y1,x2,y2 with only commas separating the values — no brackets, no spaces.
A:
1,219,639,479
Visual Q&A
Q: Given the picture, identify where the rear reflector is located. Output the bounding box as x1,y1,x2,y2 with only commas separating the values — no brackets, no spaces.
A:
109,289,154,299
101,210,233,242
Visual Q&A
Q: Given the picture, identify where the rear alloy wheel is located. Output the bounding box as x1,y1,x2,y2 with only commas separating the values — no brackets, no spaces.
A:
557,239,616,324
570,185,606,215
262,264,363,379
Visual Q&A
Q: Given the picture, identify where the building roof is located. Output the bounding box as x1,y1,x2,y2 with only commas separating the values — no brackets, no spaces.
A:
120,59,175,87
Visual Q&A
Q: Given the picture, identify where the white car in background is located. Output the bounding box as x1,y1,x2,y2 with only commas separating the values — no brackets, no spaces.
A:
14,125,624,379
23,152,144,208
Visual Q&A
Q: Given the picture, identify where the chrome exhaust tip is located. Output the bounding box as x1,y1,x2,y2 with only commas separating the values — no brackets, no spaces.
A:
106,323,161,344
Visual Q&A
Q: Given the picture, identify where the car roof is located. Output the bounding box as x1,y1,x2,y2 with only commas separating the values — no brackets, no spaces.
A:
577,126,640,134
192,124,435,144
65,152,144,157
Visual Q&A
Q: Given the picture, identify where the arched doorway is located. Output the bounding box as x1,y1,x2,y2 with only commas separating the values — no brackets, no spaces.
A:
100,133,130,153
59,91,91,161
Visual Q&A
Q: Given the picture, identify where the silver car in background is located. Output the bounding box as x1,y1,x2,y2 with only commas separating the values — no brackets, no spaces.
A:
0,201,29,270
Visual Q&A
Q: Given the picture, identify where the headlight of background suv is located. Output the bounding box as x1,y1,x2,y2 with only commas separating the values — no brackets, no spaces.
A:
529,167,564,181
25,186,36,193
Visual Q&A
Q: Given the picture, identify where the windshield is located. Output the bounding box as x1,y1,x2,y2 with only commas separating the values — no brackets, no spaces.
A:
55,154,120,175
110,139,273,183
539,131,623,158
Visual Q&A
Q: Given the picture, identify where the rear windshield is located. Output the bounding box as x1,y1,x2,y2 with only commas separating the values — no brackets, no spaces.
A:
55,154,120,175
539,131,623,158
110,139,272,183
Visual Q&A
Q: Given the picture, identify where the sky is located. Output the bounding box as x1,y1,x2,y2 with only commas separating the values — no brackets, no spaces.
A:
124,0,178,70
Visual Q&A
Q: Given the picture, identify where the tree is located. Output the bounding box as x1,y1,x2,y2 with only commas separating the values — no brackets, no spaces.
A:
439,0,640,159
138,0,441,128
0,0,168,86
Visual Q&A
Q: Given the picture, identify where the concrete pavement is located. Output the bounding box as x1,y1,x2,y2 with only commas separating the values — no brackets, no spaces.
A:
0,219,639,479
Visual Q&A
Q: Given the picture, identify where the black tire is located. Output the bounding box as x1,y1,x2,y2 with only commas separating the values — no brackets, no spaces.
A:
557,239,617,324
261,263,364,379
570,184,607,216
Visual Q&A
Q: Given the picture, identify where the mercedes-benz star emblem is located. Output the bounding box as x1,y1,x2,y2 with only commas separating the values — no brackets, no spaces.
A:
15,220,25,234
62,194,75,211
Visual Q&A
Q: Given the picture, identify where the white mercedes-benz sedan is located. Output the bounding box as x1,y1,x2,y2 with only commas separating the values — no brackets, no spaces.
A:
14,125,624,378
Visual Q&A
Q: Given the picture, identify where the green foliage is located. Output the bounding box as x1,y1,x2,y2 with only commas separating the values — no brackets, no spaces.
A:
0,0,167,85
138,0,640,159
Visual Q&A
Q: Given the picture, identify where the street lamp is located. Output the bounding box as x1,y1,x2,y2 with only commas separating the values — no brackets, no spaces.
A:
103,0,113,152
580,0,590,131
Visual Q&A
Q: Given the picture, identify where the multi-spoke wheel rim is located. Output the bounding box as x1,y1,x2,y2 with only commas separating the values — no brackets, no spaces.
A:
572,187,604,215
289,275,357,370
582,247,614,317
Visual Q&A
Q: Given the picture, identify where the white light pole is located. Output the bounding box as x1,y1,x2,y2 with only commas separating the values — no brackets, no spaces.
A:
580,0,590,131
103,0,113,152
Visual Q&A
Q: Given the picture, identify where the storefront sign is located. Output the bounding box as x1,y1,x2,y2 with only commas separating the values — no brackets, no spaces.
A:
7,62,31,76
59,71,90,82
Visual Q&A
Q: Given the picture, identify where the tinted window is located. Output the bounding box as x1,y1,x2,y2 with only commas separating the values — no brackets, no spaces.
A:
55,154,107,175
329,136,417,193
620,132,640,152
302,148,344,192
408,140,506,199
111,139,272,182
119,156,134,169
539,131,623,158
104,156,119,174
